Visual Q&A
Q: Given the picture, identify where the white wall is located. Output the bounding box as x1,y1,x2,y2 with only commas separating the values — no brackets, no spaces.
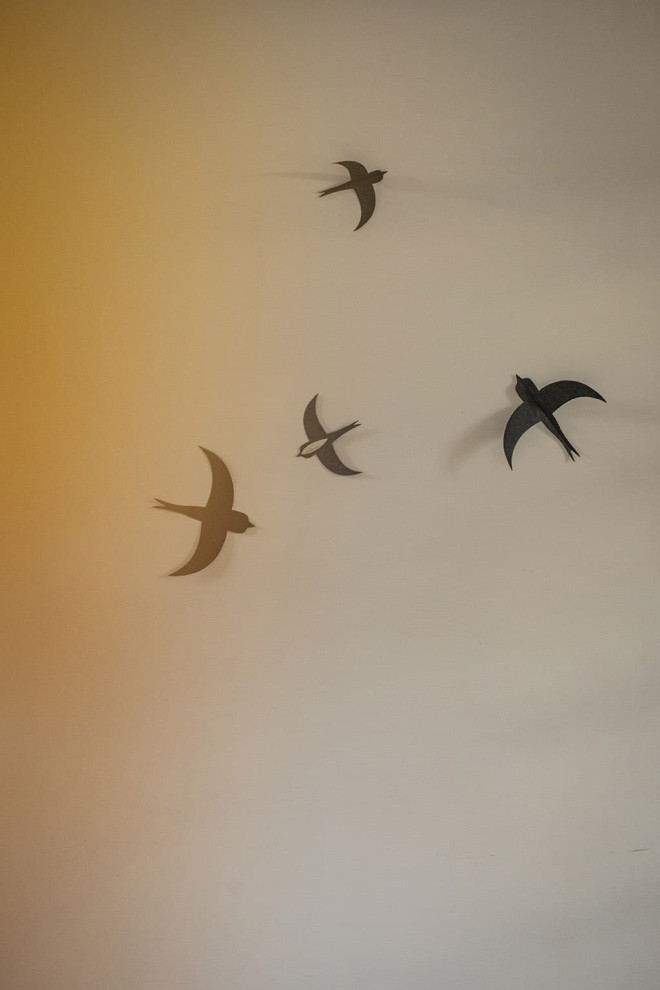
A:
3,2,660,987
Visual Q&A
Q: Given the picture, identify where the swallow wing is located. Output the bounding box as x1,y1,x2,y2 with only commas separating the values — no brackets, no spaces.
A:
353,183,376,230
503,402,541,468
316,442,361,476
335,162,376,230
335,161,370,183
169,518,228,576
303,395,326,442
200,447,234,512
538,380,606,413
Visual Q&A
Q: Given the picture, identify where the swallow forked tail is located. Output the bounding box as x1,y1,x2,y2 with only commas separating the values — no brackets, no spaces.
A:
549,418,580,461
153,499,205,520
332,420,360,440
318,181,353,197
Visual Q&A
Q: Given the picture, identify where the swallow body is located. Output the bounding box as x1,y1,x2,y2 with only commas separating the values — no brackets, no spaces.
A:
319,161,387,230
154,447,253,576
503,374,605,468
298,395,361,476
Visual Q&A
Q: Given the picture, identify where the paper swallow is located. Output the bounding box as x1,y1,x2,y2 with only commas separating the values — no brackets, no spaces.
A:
503,375,606,468
298,395,361,476
154,447,253,576
319,161,387,230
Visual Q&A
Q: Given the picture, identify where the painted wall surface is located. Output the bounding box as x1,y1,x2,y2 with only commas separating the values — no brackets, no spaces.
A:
3,2,660,987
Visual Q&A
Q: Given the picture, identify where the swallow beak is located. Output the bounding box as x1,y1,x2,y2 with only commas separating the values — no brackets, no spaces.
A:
515,374,523,383
247,522,255,528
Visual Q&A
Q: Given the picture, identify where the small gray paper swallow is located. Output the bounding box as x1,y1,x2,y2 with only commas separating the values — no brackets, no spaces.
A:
298,395,362,476
319,161,387,230
504,375,606,468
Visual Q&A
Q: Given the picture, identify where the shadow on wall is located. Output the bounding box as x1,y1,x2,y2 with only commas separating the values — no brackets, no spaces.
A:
259,171,544,215
449,407,511,471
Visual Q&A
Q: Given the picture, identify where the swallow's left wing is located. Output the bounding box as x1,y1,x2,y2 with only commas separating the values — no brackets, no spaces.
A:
335,162,376,230
539,380,606,413
200,447,234,512
503,402,541,468
316,442,361,476
303,395,326,441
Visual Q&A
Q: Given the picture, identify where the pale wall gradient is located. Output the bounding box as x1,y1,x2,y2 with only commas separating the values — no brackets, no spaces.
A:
3,2,660,988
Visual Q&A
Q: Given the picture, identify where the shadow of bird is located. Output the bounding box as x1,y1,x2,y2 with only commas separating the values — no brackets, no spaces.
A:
259,171,340,182
449,408,511,470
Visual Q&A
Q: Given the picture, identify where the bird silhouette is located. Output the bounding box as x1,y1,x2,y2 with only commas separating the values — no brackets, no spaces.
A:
154,447,253,576
298,395,361,476
319,161,387,230
503,375,606,468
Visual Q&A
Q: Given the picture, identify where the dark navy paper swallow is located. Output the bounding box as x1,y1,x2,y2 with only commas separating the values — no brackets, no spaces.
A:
154,447,253,575
298,395,361,476
319,161,387,230
503,375,606,468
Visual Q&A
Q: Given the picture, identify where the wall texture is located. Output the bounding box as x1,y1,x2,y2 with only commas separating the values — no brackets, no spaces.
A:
3,2,660,987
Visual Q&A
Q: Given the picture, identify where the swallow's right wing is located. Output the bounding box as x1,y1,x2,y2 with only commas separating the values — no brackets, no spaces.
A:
316,443,361,476
353,183,376,230
539,380,606,413
335,162,376,230
503,402,541,468
169,520,227,576
200,447,234,511
303,395,326,441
